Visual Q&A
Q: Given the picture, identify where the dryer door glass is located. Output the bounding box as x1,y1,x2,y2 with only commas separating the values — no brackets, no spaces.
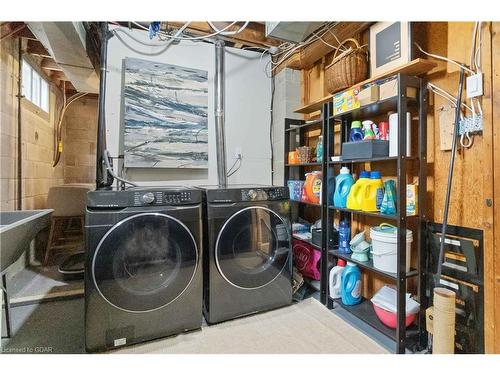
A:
215,207,290,289
92,213,198,312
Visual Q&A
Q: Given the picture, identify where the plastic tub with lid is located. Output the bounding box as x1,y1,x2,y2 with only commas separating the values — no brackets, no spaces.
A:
370,223,412,274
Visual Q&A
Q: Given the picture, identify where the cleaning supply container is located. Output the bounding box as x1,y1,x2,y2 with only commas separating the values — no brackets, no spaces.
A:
349,121,364,142
380,179,397,215
361,171,384,212
346,171,370,210
338,220,351,253
329,259,346,299
370,224,413,273
341,262,362,305
333,167,355,208
362,120,375,140
303,171,322,204
316,135,324,163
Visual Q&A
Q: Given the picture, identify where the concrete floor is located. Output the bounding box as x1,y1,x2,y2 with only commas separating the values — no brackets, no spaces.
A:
1,290,394,354
1,297,85,354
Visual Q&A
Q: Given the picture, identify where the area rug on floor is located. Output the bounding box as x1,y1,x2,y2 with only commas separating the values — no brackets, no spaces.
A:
114,298,388,354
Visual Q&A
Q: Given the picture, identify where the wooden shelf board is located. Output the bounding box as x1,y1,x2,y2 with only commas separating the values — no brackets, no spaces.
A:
293,58,437,115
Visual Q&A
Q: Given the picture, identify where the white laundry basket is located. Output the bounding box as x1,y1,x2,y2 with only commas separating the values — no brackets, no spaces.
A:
370,224,412,274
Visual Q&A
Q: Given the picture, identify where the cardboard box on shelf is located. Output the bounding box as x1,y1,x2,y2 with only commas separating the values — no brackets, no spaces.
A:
358,84,379,106
406,183,418,216
379,78,417,101
333,87,360,115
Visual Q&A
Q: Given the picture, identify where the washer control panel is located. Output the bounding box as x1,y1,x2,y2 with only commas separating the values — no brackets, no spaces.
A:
87,189,202,208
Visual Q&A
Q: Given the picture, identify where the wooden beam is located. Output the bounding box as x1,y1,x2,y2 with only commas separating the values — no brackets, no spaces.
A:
490,21,500,354
165,21,281,48
26,39,51,58
274,22,373,74
50,70,70,82
0,22,25,40
41,58,62,71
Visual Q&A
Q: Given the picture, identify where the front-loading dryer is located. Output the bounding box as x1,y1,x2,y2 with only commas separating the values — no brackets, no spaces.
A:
85,187,203,352
199,185,292,324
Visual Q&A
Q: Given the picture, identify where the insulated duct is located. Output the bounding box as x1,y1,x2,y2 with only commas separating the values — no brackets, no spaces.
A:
214,40,227,187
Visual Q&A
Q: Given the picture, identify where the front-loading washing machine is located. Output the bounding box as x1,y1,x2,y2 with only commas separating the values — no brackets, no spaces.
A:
199,185,292,324
85,186,203,352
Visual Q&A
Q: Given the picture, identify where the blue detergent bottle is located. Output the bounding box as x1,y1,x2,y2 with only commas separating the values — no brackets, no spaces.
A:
338,220,351,253
341,262,362,305
333,167,355,208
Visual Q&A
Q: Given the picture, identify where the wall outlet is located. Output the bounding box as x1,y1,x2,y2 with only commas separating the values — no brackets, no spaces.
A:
466,73,483,98
234,147,242,159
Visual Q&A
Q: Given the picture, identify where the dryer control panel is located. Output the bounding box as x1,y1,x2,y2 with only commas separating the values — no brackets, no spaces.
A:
204,186,288,203
241,187,288,201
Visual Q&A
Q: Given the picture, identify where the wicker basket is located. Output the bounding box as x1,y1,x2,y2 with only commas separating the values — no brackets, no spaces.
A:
325,38,368,94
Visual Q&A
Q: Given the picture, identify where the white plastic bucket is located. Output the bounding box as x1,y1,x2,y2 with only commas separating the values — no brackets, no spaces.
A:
370,224,412,274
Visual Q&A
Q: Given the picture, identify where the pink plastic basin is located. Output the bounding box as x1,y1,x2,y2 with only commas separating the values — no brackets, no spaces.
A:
373,304,416,329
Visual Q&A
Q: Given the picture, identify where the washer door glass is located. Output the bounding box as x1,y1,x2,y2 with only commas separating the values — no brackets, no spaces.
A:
92,213,198,312
215,207,290,289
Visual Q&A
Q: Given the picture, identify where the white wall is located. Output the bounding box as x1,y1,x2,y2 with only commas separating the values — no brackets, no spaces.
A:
105,26,272,186
272,68,302,185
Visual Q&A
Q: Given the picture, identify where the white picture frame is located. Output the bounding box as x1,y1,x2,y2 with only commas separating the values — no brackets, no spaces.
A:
369,22,412,77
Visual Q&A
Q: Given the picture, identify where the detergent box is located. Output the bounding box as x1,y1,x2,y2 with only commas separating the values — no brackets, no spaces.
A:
333,87,360,115
406,184,418,216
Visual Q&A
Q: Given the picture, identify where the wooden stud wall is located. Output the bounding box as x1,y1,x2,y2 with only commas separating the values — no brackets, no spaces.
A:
297,22,499,353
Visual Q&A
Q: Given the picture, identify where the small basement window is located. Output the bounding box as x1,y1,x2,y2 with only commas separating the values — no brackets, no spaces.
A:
22,58,50,112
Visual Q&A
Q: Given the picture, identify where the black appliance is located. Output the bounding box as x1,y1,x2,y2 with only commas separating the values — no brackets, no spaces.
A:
85,186,203,352
199,184,293,324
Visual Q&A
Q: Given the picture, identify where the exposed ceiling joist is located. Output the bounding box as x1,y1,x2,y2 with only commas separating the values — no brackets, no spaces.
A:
164,21,281,48
26,39,51,57
274,22,373,74
50,70,71,81
41,58,63,71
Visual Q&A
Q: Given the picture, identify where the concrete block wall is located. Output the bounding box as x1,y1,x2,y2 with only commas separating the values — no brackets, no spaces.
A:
272,68,302,186
0,37,65,210
62,97,97,184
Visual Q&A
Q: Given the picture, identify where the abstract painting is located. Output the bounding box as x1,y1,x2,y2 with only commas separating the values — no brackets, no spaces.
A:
122,58,208,168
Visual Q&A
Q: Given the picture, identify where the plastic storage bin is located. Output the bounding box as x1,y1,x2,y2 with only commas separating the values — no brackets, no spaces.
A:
370,224,412,273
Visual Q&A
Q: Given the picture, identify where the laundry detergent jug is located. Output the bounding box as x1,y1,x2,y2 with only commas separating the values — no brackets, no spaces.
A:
304,171,322,204
361,171,384,212
333,167,355,208
341,262,362,305
346,171,370,210
329,259,346,299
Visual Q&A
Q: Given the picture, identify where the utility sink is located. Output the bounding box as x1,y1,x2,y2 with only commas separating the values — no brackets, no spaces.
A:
0,209,53,272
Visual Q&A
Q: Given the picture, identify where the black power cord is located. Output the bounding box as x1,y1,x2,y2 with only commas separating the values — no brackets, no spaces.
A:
269,73,275,185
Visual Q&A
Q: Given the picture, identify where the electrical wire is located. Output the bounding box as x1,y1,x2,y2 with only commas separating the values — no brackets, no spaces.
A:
226,157,242,177
104,149,138,187
269,73,275,184
207,21,249,36
153,21,238,41
53,88,88,167
414,42,475,75
112,22,191,56
428,83,472,112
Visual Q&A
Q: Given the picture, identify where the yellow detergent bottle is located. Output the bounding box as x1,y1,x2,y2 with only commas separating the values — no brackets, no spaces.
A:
346,171,371,210
362,171,384,212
